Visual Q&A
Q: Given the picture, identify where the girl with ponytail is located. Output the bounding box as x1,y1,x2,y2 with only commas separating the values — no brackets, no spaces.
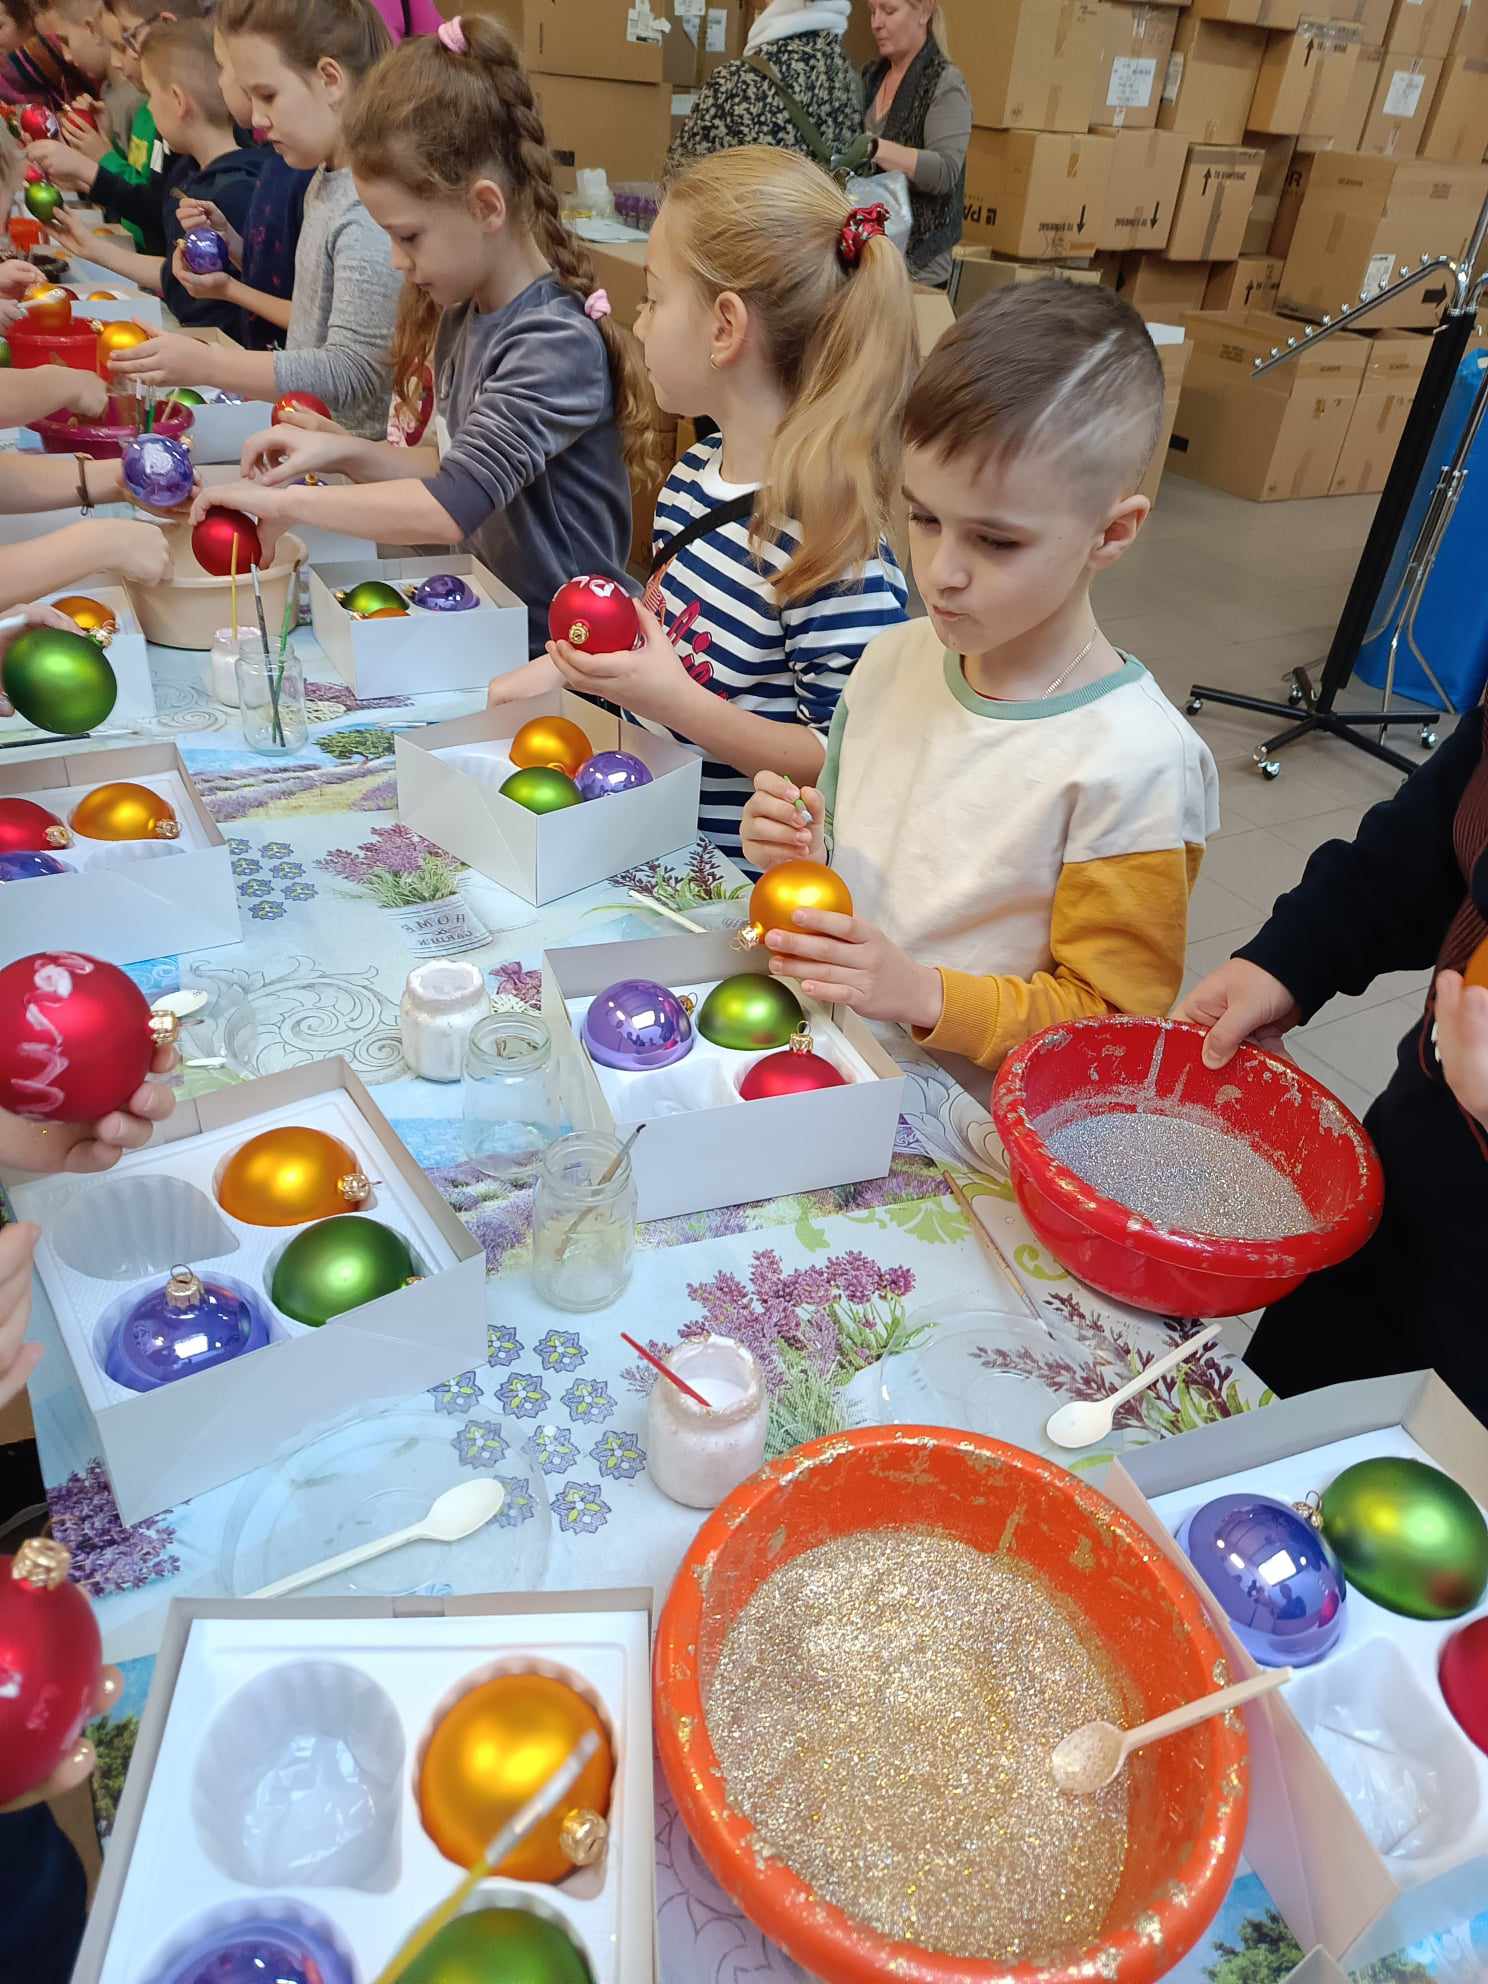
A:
496,145,918,864
195,13,645,655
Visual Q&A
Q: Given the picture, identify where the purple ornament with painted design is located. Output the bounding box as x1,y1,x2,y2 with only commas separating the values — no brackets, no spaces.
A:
122,432,194,511
576,751,653,801
582,977,693,1071
182,227,229,275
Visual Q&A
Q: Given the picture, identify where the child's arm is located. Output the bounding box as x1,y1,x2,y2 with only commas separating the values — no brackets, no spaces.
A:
551,605,828,791
488,655,562,706
767,845,1193,1071
24,136,98,193
0,362,109,426
173,247,294,333
50,208,162,290
0,518,172,608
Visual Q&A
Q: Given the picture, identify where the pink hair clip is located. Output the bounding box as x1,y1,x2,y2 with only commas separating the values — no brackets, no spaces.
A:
585,289,612,322
436,15,467,52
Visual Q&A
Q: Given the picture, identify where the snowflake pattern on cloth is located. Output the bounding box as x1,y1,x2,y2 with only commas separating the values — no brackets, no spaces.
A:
534,1425,579,1476
495,1371,550,1420
451,1420,508,1469
553,1480,611,1535
589,1430,645,1480
561,1377,615,1424
486,1323,523,1367
534,1328,586,1373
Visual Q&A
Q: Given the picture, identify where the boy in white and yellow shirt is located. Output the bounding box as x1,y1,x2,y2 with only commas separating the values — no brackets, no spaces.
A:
741,279,1218,1073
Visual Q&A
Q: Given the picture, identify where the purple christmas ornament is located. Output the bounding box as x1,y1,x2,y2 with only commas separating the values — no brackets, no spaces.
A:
122,433,194,511
0,852,70,881
105,1266,271,1394
182,227,229,275
162,1917,352,1984
1181,1492,1346,1667
582,977,693,1071
410,572,479,612
576,750,653,801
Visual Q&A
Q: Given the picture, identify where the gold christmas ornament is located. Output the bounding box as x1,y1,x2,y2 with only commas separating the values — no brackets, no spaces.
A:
69,781,180,842
217,1125,371,1226
52,594,117,648
509,715,592,780
738,860,853,949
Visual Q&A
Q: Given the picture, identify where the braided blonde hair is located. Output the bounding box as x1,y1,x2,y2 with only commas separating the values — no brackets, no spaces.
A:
341,15,661,487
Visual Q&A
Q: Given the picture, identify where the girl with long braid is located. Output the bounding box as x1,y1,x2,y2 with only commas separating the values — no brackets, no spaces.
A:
197,13,650,654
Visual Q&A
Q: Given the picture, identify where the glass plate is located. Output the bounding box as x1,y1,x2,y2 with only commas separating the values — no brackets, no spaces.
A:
221,1404,551,1599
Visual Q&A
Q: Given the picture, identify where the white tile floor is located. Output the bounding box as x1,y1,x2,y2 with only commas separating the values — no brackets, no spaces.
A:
1102,473,1441,1132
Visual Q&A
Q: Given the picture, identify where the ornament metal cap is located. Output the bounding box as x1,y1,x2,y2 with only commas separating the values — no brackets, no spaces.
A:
559,1806,609,1866
164,1264,204,1311
44,824,72,849
565,617,593,646
12,1536,71,1589
1292,1492,1324,1529
788,1024,814,1055
339,1170,371,1206
151,817,181,840
149,1009,180,1047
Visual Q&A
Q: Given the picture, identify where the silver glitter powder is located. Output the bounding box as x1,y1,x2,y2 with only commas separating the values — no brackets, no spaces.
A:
1042,1110,1315,1240
703,1529,1129,1963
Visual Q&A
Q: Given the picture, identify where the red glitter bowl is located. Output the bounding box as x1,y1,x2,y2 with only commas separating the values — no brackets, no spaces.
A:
656,1426,1248,1984
28,394,193,459
991,1015,1384,1317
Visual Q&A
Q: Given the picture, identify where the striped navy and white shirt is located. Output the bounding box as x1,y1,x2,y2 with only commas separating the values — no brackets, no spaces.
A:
636,436,909,865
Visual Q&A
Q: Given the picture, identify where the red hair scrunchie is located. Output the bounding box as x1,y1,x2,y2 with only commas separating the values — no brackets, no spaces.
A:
837,203,890,271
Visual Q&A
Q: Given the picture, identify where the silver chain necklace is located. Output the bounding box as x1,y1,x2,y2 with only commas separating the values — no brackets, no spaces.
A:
1041,629,1101,699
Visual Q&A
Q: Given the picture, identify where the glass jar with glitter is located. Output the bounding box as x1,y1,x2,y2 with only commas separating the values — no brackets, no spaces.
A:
531,1131,636,1312
647,1334,768,1509
401,958,489,1083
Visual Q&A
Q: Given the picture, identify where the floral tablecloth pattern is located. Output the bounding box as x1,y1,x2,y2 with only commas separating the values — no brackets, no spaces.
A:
8,624,1444,1983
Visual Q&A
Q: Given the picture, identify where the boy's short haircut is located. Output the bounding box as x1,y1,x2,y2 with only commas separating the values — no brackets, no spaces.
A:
903,279,1167,504
139,13,227,115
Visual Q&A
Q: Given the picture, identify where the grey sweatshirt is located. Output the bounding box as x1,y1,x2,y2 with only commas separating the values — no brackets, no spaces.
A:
275,166,402,440
423,274,632,654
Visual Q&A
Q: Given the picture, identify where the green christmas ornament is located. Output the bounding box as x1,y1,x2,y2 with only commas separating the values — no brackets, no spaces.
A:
1320,1456,1488,1621
337,579,408,618
24,179,62,224
500,767,583,815
163,387,205,408
1,626,118,734
697,972,805,1052
399,1908,593,1984
270,1215,419,1328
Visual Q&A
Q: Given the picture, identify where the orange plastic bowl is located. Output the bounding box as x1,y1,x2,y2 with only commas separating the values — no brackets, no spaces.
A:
992,1015,1385,1317
655,1427,1248,1984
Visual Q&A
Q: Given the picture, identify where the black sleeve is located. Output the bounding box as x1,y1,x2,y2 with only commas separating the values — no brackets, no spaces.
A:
93,159,166,246
1237,711,1484,1018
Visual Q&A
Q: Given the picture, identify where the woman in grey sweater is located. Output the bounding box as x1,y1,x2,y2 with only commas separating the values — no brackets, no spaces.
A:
861,0,970,289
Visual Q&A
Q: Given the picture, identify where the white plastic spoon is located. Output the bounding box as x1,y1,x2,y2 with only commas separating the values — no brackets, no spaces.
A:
249,1477,505,1599
1051,1666,1293,1795
1044,1320,1225,1450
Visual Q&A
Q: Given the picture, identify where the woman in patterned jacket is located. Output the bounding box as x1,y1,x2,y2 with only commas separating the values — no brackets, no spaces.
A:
667,0,862,176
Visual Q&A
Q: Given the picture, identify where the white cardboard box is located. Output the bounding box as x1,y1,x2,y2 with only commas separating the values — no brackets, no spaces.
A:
6,1058,486,1524
396,691,703,908
36,581,155,730
183,395,277,466
309,553,528,697
72,1592,657,1984
0,741,239,967
1106,1372,1488,1968
82,292,165,328
541,930,907,1222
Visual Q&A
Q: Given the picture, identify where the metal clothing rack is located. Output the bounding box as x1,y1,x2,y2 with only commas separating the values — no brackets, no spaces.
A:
1185,194,1488,780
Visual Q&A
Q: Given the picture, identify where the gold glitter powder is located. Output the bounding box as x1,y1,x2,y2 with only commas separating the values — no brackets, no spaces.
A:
704,1528,1129,1963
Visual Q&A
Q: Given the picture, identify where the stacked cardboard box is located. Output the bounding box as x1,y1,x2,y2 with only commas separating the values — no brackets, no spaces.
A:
1329,326,1432,487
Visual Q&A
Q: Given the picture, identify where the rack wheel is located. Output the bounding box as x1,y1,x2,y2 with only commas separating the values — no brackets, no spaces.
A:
1288,682,1305,708
1258,759,1281,780
1252,744,1270,765
1185,697,1203,714
1420,727,1438,750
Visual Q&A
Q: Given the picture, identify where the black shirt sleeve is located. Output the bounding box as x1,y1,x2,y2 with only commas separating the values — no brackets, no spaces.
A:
1236,711,1484,1018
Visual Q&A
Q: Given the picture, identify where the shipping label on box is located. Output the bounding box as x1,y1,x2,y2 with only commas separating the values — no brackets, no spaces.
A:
963,130,1113,256
1359,52,1444,152
1098,126,1192,245
1249,18,1367,137
529,0,699,83
1166,141,1266,256
0,741,240,969
1420,51,1488,156
1096,0,1182,127
1159,13,1270,140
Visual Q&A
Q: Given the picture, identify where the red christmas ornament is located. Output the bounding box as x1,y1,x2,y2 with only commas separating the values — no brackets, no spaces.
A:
191,505,262,578
0,1539,102,1807
66,101,99,128
0,796,71,854
548,575,641,654
738,1033,848,1101
0,951,174,1122
17,103,58,141
271,390,331,424
23,162,44,184
1441,1616,1488,1755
